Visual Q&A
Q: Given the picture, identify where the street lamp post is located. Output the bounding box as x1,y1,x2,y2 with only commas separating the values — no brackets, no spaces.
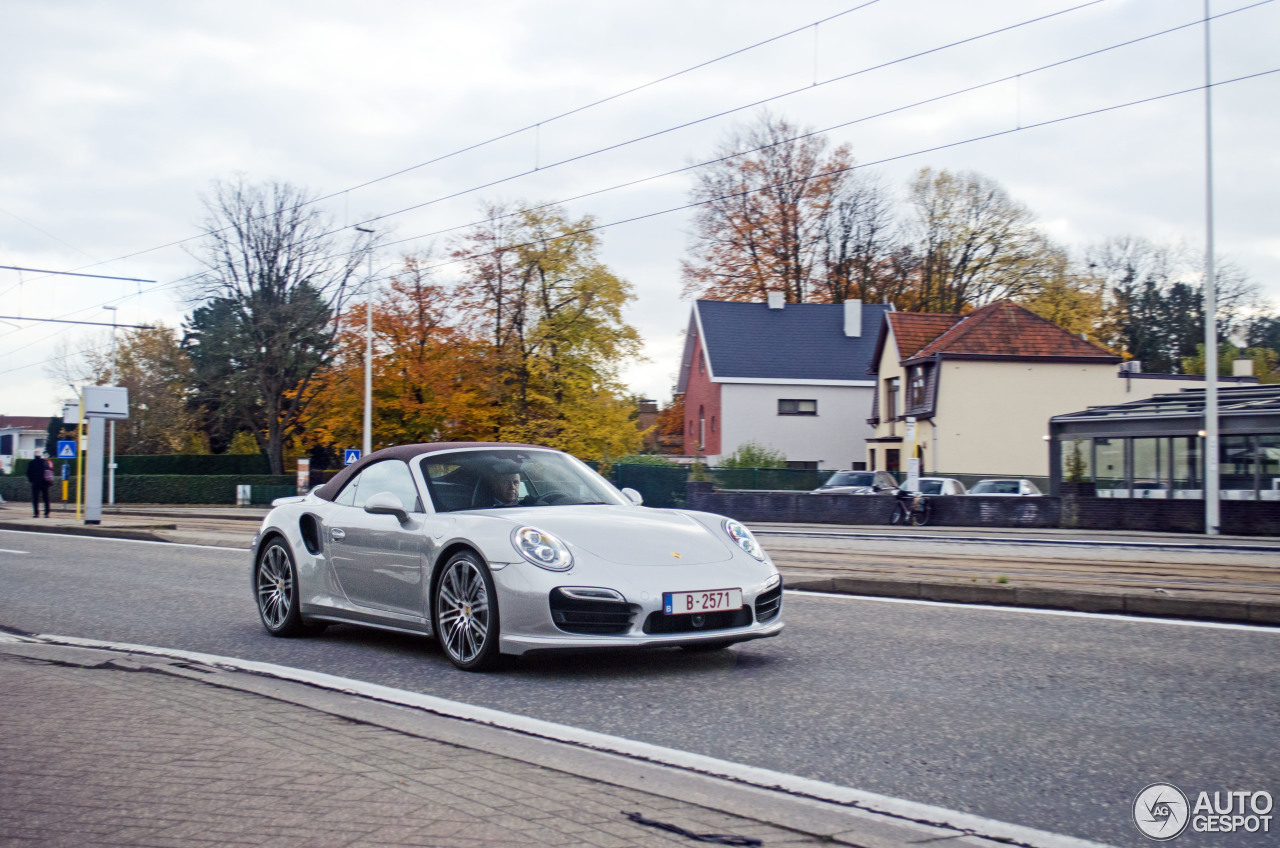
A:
354,227,375,456
1203,0,1220,535
102,306,118,506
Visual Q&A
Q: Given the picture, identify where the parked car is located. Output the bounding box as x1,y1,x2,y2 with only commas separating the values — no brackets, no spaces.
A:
913,477,967,496
811,469,899,495
251,443,783,671
968,478,1043,496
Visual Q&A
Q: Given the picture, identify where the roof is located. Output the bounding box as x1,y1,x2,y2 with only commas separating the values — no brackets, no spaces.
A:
1050,384,1280,438
870,301,1120,370
313,442,548,501
913,302,1119,361
0,416,49,431
1053,384,1280,422
680,300,891,387
885,313,962,359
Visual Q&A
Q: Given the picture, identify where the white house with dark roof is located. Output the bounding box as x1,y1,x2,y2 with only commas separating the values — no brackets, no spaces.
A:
0,415,50,474
675,295,891,469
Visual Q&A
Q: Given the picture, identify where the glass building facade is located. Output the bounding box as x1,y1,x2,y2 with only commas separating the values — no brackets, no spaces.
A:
1049,385,1280,500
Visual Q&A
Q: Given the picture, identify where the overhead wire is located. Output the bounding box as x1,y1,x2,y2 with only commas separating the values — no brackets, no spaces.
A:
4,1,1273,371
2,65,1273,379
0,0,1115,354
5,1,888,287
13,0,1124,323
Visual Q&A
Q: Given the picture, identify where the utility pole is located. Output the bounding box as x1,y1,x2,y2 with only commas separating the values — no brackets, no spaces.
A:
103,306,119,506
354,227,375,456
1203,0,1220,535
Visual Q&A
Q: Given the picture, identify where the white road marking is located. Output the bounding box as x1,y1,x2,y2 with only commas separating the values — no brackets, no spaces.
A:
0,529,244,552
0,548,29,554
787,589,1280,633
27,633,1110,848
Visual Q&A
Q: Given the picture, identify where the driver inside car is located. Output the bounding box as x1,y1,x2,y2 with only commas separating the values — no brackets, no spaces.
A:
485,459,525,507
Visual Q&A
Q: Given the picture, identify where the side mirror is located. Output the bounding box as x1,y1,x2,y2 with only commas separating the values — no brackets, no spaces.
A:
621,487,644,506
364,491,409,523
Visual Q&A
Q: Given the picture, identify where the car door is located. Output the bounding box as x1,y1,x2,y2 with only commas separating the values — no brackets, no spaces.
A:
326,459,428,617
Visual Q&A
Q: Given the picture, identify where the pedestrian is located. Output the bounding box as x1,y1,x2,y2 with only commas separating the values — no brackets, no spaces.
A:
26,452,53,518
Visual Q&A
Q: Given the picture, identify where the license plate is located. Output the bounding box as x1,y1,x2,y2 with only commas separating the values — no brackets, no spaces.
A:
663,588,742,615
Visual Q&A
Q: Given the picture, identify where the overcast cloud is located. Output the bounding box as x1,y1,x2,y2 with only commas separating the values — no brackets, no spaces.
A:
2,0,1277,414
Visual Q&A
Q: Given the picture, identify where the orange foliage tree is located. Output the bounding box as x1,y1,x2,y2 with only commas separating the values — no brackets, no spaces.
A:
305,256,492,452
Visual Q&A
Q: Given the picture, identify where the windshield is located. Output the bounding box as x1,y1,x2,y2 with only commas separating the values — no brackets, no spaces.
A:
823,472,874,487
419,448,626,512
917,480,943,494
971,480,1019,494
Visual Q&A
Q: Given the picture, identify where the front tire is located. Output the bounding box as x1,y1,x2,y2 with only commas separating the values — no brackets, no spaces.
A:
912,499,932,527
255,538,318,637
434,551,501,671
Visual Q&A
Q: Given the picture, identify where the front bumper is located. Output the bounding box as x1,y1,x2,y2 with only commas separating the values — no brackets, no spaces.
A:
490,558,784,656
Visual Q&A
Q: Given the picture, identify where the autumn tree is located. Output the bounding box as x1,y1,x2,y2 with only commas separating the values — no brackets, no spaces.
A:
452,203,644,458
183,178,373,472
682,112,891,304
306,255,491,450
905,168,1061,313
1017,250,1110,347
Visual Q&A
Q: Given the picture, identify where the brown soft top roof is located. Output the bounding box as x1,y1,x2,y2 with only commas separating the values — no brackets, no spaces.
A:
312,442,547,501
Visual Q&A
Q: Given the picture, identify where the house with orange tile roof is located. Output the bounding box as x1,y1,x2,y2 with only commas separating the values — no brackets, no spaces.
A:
865,301,1228,479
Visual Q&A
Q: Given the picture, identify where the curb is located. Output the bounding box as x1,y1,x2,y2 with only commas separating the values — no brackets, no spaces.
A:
785,576,1280,626
0,520,170,543
755,528,1280,554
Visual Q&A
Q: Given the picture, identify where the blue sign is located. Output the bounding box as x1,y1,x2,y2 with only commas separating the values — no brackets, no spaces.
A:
56,440,77,459
343,449,362,466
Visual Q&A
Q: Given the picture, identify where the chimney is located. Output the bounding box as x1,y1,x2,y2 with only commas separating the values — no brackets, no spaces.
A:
767,291,784,310
843,298,862,337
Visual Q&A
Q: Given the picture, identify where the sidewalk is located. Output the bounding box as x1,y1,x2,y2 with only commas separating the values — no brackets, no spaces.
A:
2,502,1278,626
0,636,1087,848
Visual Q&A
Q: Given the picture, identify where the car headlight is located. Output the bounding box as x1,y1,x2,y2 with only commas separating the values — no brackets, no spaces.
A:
512,526,573,571
723,518,765,561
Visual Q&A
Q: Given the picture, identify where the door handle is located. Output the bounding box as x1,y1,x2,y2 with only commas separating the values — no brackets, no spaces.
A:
330,527,346,541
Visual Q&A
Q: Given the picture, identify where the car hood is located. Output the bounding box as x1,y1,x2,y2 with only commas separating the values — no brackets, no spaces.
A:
812,485,874,494
486,505,734,566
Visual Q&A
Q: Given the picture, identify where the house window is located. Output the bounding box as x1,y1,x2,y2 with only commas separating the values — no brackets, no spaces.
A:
885,448,901,474
908,367,926,409
778,399,817,416
698,406,706,451
885,378,899,421
711,416,716,433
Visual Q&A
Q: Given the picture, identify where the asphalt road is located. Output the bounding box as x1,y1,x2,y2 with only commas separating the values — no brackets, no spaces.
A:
2,529,1277,848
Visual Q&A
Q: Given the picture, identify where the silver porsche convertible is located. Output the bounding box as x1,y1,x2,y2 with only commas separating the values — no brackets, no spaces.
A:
251,443,783,670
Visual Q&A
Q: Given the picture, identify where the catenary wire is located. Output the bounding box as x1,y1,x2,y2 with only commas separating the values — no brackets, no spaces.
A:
4,1,1271,364
5,1,887,287
0,0,1120,348
1,66,1272,379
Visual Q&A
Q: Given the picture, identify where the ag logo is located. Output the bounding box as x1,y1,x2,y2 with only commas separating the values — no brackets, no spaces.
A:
1134,783,1190,841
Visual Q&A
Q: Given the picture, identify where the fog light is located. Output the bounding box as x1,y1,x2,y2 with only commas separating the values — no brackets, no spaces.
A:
691,614,705,628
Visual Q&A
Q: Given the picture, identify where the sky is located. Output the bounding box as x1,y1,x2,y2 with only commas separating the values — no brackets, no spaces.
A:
2,0,1277,417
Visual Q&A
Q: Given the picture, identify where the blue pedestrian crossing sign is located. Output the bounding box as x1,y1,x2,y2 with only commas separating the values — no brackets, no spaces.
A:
343,449,362,466
56,440,77,459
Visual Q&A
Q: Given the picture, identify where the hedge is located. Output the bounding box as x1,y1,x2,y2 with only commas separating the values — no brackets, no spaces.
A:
0,475,296,505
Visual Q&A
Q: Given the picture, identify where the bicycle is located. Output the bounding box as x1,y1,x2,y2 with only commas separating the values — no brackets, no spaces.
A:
889,489,931,526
